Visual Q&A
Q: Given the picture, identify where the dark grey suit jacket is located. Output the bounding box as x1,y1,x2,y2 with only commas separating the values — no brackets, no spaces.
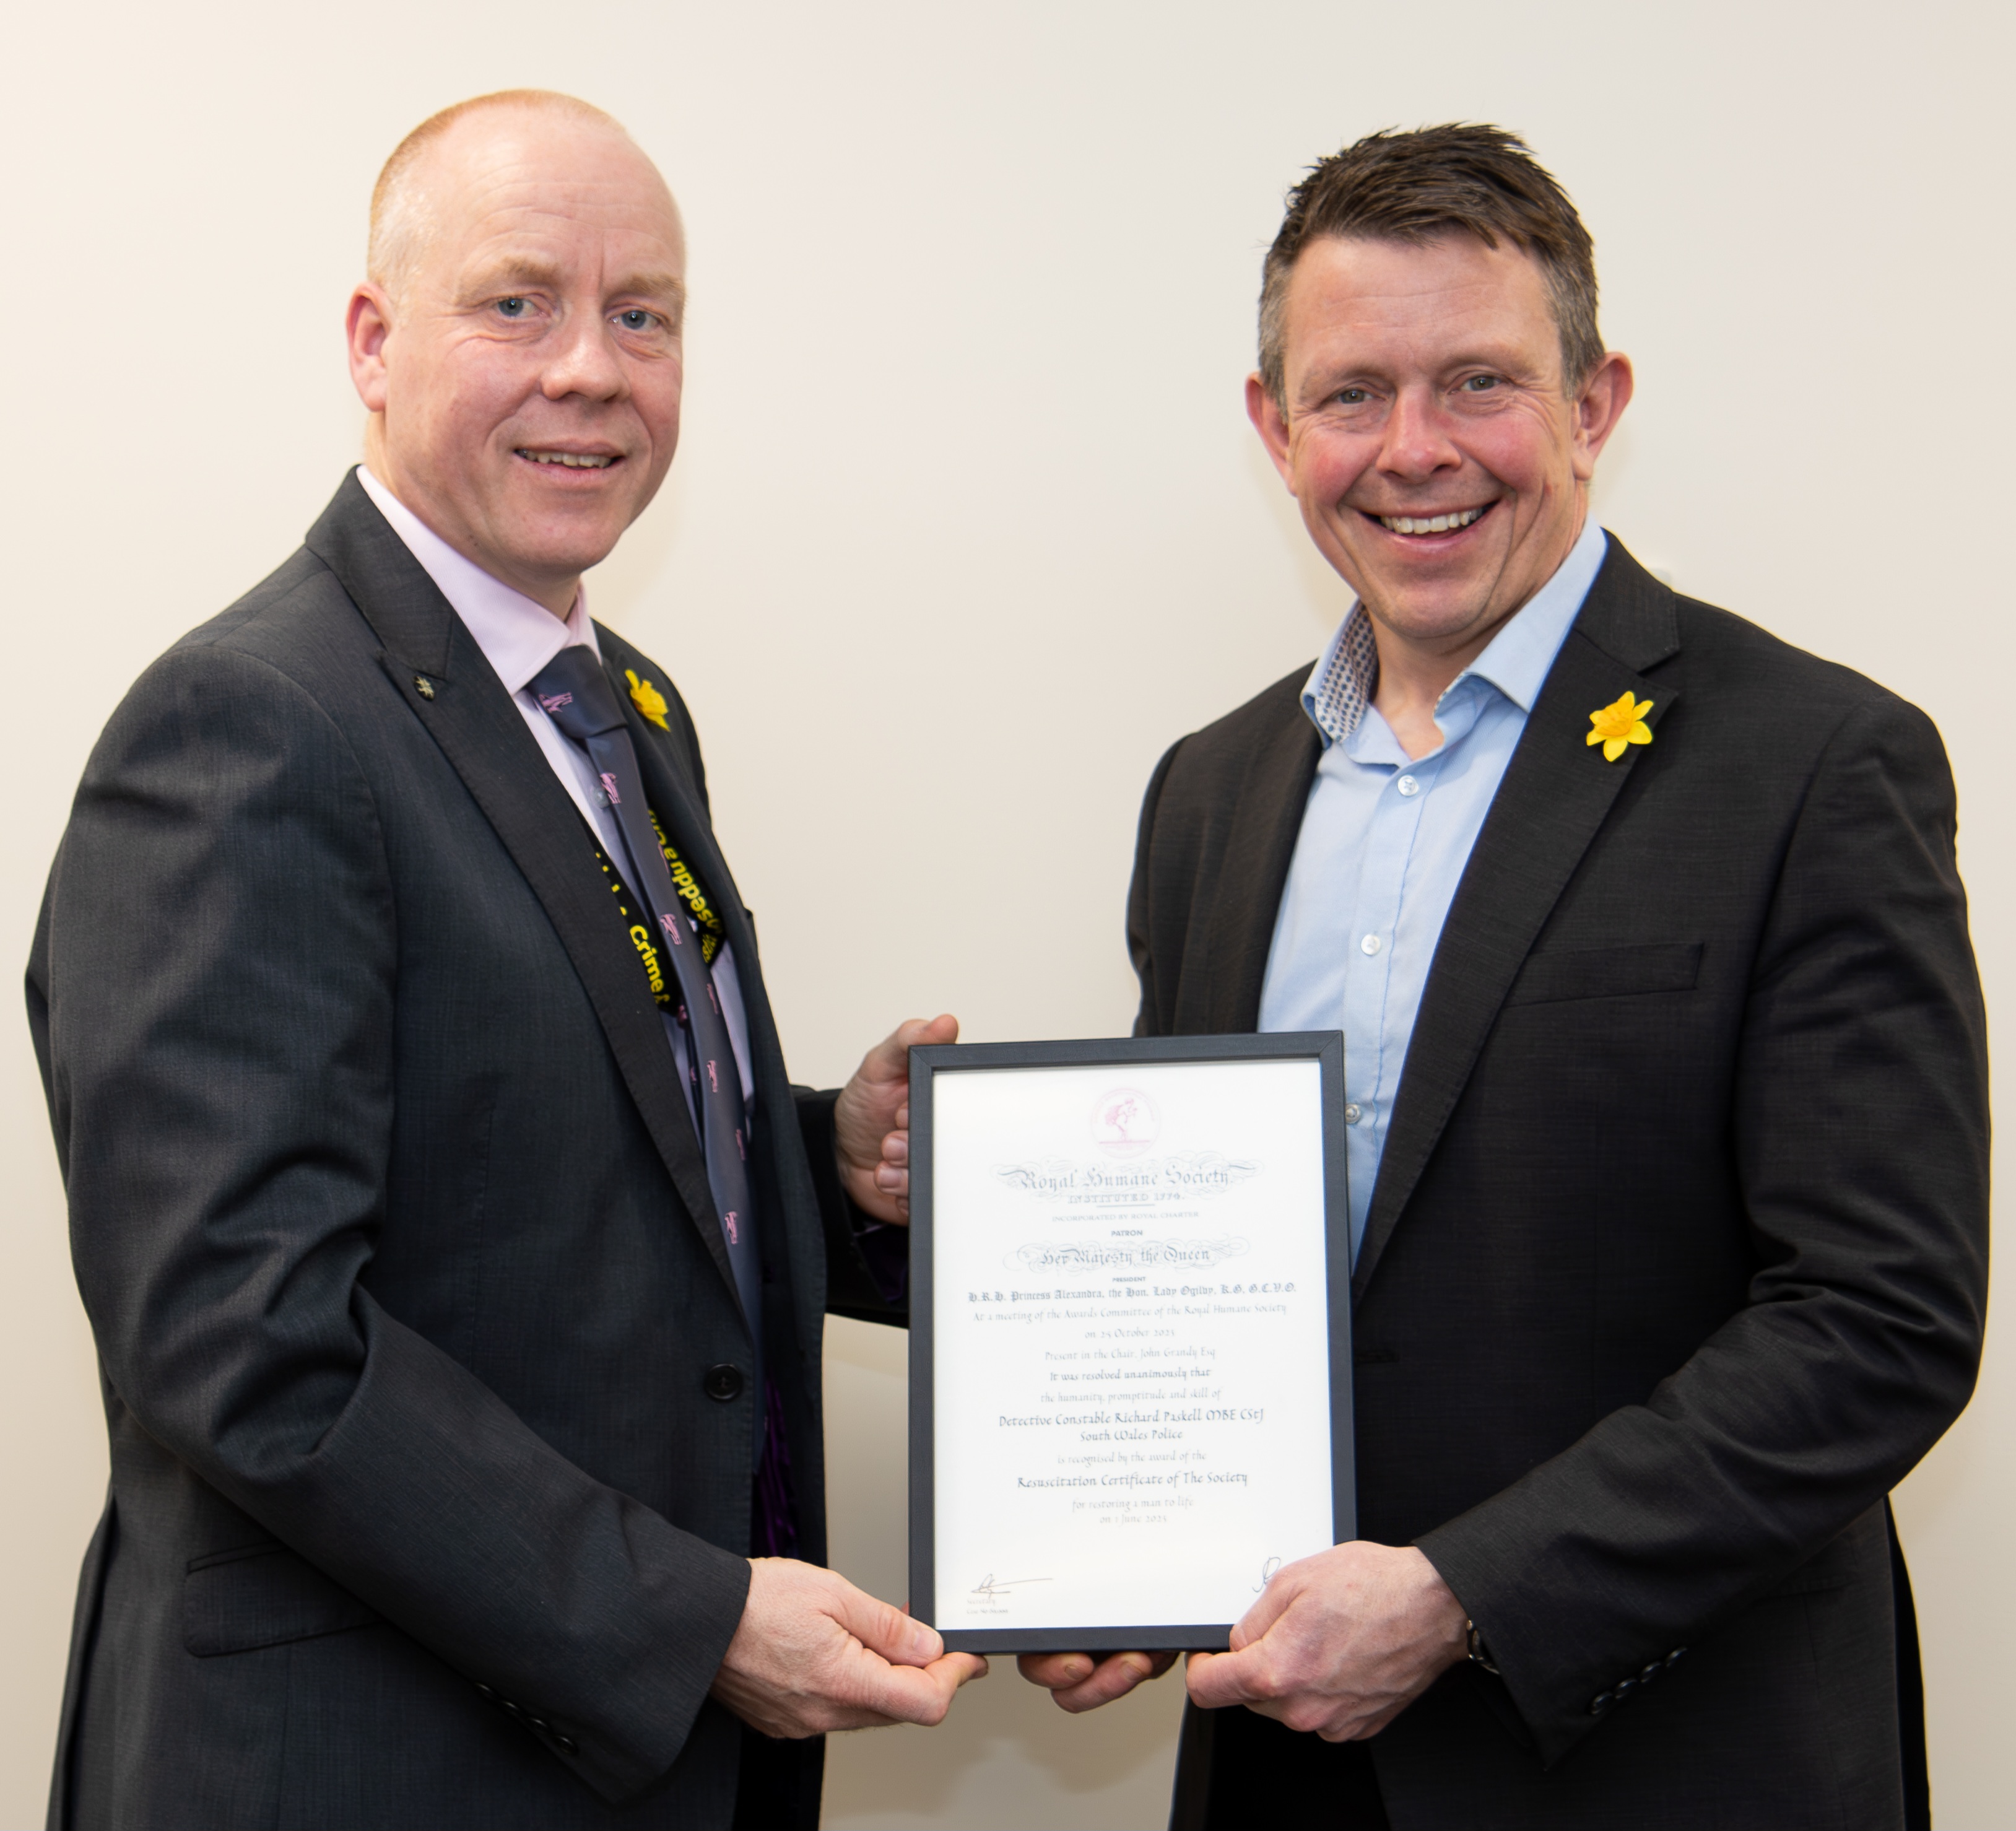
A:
28,473,898,1830
1134,539,1988,1830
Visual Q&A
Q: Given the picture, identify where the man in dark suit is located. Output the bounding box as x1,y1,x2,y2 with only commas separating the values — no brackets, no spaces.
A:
30,89,980,1831
1019,125,1988,1830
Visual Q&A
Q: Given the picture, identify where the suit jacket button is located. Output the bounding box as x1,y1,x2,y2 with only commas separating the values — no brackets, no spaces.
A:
1666,1647,1688,1666
1639,1663,1663,1685
1614,1678,1638,1699
704,1363,745,1402
555,1733,580,1755
1590,1691,1614,1715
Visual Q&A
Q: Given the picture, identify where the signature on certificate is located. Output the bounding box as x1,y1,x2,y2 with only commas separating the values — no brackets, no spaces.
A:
971,1573,1054,1600
1253,1556,1283,1593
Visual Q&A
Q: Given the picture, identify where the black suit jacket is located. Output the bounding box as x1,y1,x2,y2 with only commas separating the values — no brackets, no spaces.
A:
1134,539,1988,1830
28,474,898,1830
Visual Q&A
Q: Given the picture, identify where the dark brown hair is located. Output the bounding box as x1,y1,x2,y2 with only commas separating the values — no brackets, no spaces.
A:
1258,124,1602,407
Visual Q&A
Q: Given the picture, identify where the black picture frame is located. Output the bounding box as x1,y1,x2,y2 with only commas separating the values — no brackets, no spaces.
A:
906,1031,1353,1655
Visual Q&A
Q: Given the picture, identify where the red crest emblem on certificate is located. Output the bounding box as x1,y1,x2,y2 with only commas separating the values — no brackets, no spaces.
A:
1090,1087,1158,1157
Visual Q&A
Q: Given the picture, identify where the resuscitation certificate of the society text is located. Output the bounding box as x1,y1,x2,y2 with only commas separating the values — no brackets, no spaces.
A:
908,1036,1353,1651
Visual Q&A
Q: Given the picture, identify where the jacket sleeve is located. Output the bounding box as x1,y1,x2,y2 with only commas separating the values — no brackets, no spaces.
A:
32,644,750,1806
1415,694,1990,1765
795,1085,908,1324
1127,738,1186,1038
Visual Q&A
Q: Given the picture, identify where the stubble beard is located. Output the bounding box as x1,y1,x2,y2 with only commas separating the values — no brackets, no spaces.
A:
1354,564,1515,659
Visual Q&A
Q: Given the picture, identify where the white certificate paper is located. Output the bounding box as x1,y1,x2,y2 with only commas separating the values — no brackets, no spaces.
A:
914,1043,1349,1646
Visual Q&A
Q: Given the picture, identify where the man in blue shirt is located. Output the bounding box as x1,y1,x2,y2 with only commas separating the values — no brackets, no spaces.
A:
1020,126,1984,1831
1261,511,1609,1263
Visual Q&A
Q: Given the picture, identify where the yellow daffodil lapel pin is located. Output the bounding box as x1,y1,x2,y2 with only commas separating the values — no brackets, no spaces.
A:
1587,691,1653,762
626,669,670,731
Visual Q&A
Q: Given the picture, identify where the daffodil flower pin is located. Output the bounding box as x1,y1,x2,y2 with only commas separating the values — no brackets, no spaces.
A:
1586,691,1653,762
626,669,670,731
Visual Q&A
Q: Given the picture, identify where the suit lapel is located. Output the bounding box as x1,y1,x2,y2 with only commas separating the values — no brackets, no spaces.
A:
1352,539,1682,1295
614,671,774,1050
612,666,797,1155
303,475,738,1303
612,658,832,1336
1202,703,1321,1033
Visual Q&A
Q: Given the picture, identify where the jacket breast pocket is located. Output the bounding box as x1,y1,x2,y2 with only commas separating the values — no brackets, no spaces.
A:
1503,942,1703,1007
183,1541,381,1658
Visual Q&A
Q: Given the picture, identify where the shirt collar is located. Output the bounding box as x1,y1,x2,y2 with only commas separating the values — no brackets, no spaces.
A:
1300,515,1611,749
357,466,598,694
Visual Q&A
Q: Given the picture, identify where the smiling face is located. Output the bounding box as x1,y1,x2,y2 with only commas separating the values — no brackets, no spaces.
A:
347,108,687,613
1248,233,1631,664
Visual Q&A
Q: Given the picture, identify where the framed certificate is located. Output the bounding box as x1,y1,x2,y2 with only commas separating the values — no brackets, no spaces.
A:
907,1033,1353,1654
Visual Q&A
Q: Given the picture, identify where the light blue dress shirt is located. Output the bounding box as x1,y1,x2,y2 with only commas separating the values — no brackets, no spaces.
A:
1258,518,1612,1260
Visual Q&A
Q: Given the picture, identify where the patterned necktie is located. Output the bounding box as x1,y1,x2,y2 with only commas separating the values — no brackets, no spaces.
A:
527,646,767,1452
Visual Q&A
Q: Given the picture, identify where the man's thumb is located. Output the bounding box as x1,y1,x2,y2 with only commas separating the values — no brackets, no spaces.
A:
908,1012,959,1049
1184,1647,1252,1710
837,1583,944,1668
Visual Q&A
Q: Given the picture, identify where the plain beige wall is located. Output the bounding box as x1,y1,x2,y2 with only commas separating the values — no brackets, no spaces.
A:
3,1,2009,1824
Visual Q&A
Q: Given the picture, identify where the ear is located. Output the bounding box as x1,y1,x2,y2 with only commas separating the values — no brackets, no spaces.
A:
346,284,396,415
1245,373,1298,491
1570,350,1634,482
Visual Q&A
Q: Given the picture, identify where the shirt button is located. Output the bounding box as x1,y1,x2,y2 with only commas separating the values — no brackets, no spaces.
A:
1396,775,1420,796
1360,934,1382,956
1344,1103,1367,1125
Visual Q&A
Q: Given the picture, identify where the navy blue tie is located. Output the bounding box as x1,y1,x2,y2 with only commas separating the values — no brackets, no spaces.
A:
528,647,767,1456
